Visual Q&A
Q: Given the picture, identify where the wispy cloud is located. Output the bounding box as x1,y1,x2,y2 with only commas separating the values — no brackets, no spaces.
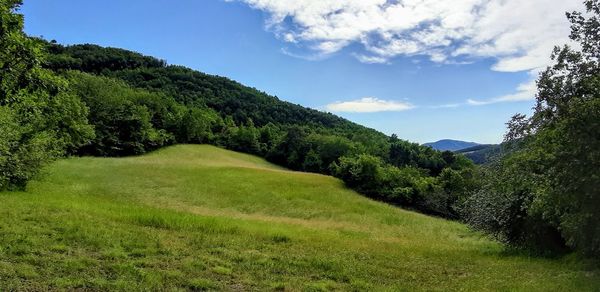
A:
429,103,462,109
353,54,389,64
466,80,537,105
327,83,535,113
280,47,327,61
325,97,415,113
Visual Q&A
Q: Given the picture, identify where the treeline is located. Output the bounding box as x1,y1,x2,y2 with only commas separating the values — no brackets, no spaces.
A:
0,1,476,220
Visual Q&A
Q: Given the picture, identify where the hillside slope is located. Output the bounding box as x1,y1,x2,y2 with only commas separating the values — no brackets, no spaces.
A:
46,43,383,138
456,144,503,164
1,145,598,290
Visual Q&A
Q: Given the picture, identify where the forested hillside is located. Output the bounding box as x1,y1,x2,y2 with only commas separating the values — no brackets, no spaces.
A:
455,144,502,164
45,43,369,133
36,41,477,218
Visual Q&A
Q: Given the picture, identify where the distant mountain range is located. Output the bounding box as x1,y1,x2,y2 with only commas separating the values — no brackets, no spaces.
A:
423,139,481,151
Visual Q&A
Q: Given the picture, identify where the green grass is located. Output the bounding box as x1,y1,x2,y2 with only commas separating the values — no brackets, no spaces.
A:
0,145,598,291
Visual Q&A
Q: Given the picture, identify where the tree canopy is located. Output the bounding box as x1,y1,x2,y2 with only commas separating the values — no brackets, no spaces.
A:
0,0,93,190
464,0,600,257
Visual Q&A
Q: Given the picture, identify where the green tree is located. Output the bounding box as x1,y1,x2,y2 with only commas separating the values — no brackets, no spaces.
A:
68,72,170,156
333,155,384,198
512,0,600,256
0,1,93,189
0,107,57,190
306,134,357,173
227,119,261,154
461,152,565,252
267,126,310,169
258,122,280,154
302,149,323,173
467,0,600,256
178,107,222,144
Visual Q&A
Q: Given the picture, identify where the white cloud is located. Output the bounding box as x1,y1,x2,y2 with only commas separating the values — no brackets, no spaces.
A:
325,97,415,113
232,0,582,74
353,54,389,64
230,0,584,106
430,103,462,109
467,80,537,105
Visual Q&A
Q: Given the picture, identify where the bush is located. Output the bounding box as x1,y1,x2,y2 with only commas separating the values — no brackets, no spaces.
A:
463,0,600,256
332,154,469,216
0,107,59,190
461,155,567,253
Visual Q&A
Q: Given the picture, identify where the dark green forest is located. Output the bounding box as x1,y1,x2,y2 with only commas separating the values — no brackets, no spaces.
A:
1,0,598,257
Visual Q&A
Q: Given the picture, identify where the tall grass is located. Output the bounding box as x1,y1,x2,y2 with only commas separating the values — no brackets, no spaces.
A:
0,145,598,290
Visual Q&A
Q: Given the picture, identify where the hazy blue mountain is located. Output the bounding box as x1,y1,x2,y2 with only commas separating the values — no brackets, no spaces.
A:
423,139,480,151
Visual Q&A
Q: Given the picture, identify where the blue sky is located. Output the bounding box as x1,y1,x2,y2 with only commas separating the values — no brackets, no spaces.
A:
20,0,581,144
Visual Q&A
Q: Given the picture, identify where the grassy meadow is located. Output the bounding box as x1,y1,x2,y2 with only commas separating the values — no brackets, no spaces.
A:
0,145,598,291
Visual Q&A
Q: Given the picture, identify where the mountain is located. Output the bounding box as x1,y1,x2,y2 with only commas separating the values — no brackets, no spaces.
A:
423,141,504,165
1,144,595,290
423,139,480,151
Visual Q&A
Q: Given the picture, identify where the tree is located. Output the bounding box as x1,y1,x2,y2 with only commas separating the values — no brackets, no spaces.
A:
469,0,600,256
0,107,57,190
302,149,323,173
306,134,357,173
518,0,600,256
68,72,170,156
258,122,280,154
332,155,384,198
227,119,261,154
461,152,566,253
178,107,222,144
0,1,93,189
267,126,310,169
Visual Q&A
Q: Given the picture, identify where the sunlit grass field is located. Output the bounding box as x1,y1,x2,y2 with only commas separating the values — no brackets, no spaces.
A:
1,145,598,290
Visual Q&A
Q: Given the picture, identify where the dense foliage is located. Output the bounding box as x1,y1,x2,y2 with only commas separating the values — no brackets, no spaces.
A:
0,0,93,190
455,144,503,165
463,0,600,257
